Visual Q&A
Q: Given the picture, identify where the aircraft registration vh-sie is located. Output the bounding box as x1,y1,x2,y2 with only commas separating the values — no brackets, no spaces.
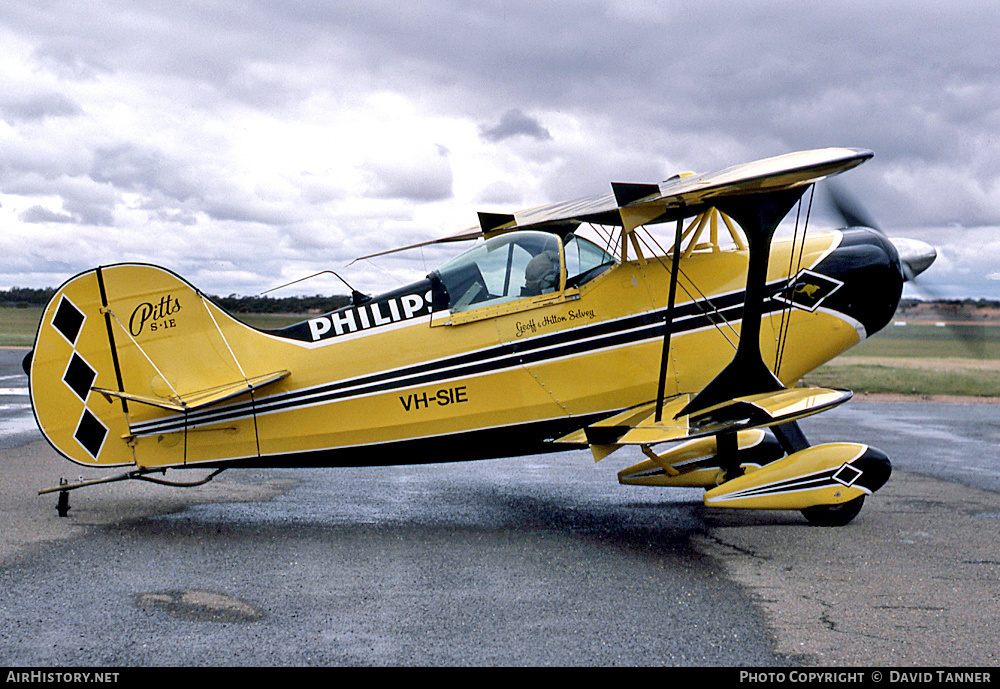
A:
25,147,938,525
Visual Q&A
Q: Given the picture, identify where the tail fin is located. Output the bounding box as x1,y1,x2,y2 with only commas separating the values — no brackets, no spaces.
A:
29,264,286,469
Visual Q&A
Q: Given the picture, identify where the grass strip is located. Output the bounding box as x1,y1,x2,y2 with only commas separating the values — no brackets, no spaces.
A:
803,361,1000,398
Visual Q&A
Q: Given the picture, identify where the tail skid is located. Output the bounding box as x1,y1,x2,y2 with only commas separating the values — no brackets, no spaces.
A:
38,466,226,496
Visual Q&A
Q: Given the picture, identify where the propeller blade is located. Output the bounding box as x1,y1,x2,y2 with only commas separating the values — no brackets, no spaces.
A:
825,181,983,353
903,281,987,357
826,182,939,283
826,180,882,233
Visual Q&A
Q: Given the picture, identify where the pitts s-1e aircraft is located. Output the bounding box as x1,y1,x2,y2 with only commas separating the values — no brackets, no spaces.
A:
26,147,938,525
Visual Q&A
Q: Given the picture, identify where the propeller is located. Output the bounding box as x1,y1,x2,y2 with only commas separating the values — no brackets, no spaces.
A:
826,181,937,282
825,181,983,355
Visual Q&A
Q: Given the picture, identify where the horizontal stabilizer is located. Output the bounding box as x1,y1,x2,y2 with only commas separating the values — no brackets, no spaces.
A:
28,263,295,468
94,370,289,412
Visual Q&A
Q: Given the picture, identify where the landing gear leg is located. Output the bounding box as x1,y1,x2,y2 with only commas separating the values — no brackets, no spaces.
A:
716,431,744,481
773,420,809,454
773,422,867,526
56,479,70,518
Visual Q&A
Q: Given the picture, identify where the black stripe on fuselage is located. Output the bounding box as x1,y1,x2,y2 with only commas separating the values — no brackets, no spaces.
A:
129,279,827,437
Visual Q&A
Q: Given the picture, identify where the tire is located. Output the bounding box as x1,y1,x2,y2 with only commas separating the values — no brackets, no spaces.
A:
801,495,865,527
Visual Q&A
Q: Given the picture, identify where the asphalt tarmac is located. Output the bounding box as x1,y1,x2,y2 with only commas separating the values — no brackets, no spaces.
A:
1,347,998,667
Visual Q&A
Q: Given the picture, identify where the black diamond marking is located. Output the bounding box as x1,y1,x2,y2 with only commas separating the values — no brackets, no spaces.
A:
774,269,843,312
74,409,108,459
833,463,863,487
63,353,97,402
52,296,86,345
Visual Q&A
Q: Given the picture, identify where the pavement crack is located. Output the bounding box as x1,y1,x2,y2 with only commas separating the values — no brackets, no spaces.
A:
803,595,903,644
809,596,838,632
698,532,768,559
872,604,947,611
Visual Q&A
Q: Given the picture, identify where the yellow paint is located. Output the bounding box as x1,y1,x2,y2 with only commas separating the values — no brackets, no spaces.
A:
703,442,870,509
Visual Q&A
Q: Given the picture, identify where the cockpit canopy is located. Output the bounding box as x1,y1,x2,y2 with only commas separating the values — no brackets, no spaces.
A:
432,230,615,313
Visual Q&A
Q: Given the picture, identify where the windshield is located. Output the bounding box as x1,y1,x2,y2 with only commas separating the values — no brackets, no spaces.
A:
433,230,615,313
434,231,561,312
564,234,615,287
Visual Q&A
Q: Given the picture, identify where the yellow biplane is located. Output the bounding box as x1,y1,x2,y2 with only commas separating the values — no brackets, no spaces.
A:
26,147,935,525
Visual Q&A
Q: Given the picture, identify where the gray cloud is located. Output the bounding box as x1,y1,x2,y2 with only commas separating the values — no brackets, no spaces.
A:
0,92,82,123
89,144,198,203
0,1,998,297
18,206,76,224
31,42,114,81
363,145,454,202
479,109,552,143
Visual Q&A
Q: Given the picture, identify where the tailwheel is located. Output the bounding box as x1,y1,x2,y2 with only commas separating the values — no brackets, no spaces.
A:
800,495,865,527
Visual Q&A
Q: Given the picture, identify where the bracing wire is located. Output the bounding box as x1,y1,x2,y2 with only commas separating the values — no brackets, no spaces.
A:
774,199,803,372
774,185,814,376
583,222,624,264
585,223,615,253
635,225,740,350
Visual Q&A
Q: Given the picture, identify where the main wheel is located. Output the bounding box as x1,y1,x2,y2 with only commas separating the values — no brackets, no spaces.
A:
800,495,865,527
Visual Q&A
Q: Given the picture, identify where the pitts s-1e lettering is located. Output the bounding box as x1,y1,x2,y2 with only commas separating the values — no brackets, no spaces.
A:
26,147,936,525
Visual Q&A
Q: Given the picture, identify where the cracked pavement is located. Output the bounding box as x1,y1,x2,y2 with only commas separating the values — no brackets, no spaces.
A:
692,469,1000,666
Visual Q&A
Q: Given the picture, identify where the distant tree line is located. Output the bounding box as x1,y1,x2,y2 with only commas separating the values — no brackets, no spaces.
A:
0,287,350,314
2,287,997,314
898,298,1000,310
0,287,55,307
212,294,351,314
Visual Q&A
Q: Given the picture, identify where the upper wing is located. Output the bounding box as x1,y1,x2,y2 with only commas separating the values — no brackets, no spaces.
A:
353,147,873,262
511,147,872,231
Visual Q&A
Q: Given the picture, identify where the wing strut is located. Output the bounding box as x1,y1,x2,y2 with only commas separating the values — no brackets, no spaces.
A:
680,186,808,416
654,217,685,422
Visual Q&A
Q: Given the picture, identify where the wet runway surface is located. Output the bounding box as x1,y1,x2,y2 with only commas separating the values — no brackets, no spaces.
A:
1,453,790,666
1,348,786,665
801,397,1000,493
0,349,35,450
2,347,998,666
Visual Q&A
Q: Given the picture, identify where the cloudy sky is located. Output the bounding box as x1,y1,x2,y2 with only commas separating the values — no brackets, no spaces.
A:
2,1,999,300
